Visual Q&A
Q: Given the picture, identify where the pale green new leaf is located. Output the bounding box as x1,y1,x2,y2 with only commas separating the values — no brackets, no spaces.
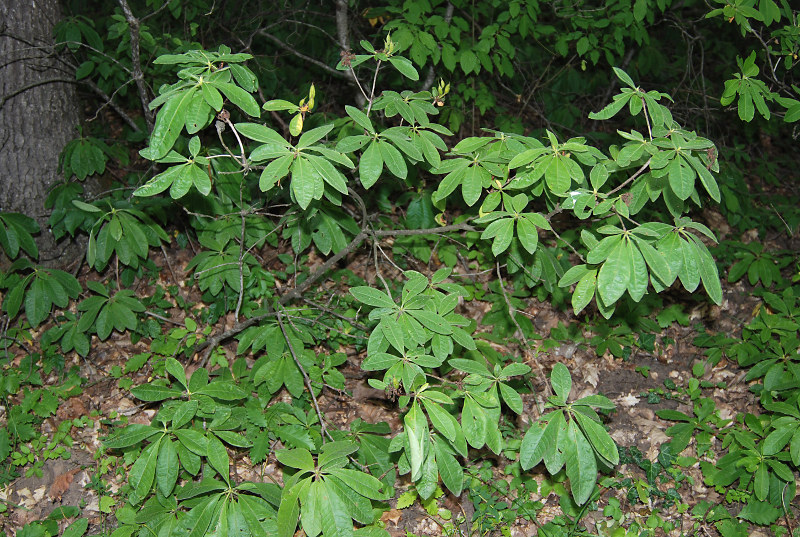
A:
405,403,428,480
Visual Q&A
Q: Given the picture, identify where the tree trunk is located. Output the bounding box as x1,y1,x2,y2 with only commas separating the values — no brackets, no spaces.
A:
0,0,82,267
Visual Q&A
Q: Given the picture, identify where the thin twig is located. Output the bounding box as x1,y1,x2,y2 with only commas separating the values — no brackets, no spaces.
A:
275,305,327,439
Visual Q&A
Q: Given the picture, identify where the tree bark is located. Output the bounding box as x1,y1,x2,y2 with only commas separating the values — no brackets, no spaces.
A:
0,0,83,267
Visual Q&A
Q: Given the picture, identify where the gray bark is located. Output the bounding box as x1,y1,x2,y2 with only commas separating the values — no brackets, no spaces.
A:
0,0,83,266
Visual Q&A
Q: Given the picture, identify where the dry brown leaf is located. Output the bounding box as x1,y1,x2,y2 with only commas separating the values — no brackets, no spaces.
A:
581,363,599,388
57,396,88,420
48,467,80,501
618,393,640,407
380,508,402,526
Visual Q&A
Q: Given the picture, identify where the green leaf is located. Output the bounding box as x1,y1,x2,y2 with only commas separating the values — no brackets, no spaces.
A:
434,439,463,496
407,309,452,335
105,424,160,449
633,236,671,285
297,124,335,149
572,270,597,314
461,165,485,206
405,403,428,480
149,88,196,159
388,56,419,81
520,423,546,470
129,436,161,502
317,479,355,537
62,518,89,537
597,239,631,305
345,105,374,133
689,236,722,305
134,163,183,197
589,94,631,121
175,495,220,537
379,317,404,353
667,157,694,200
573,411,619,465
379,141,407,179
276,448,314,472
550,363,572,402
206,433,230,482
172,400,198,428
481,218,514,256
24,276,50,327
516,217,539,254
174,429,208,456
461,397,487,449
195,381,248,400
328,468,388,500
449,358,491,377
422,400,457,441
319,441,359,469
359,141,383,189
259,154,292,191
545,155,571,194
277,478,306,537
129,383,183,402
498,382,523,414
290,157,317,209
564,421,597,505
235,123,288,146
213,82,260,116
613,67,637,88
350,286,395,308
165,357,187,388
156,437,179,496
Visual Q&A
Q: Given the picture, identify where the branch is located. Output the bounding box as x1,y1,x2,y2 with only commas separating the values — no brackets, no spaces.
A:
195,220,476,356
420,2,454,92
83,78,142,132
275,305,327,438
606,157,651,197
0,78,76,110
117,0,154,131
258,30,349,79
334,0,366,106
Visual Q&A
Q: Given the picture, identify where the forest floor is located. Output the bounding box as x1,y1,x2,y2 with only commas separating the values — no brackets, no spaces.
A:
1,204,797,537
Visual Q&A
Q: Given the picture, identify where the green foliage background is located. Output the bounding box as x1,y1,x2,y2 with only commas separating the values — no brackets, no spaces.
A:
1,0,799,536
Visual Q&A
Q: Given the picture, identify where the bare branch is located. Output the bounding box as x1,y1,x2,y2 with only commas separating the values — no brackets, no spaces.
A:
117,0,154,131
258,29,349,79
